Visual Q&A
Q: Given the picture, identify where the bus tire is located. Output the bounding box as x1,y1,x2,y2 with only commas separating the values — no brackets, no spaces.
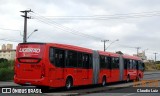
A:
102,76,106,86
65,77,73,90
126,75,130,83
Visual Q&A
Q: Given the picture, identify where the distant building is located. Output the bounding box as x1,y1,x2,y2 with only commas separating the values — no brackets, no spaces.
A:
2,44,6,51
6,44,13,50
0,44,16,60
133,51,147,60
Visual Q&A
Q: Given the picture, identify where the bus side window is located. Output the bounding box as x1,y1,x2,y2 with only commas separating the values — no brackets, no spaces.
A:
132,60,137,69
66,50,77,68
115,57,119,68
107,57,112,69
83,53,89,69
112,57,119,69
111,57,115,69
136,60,139,69
100,55,105,69
138,61,145,71
105,56,109,69
129,60,133,69
77,52,83,68
127,59,130,69
55,49,65,68
49,47,54,64
124,59,128,69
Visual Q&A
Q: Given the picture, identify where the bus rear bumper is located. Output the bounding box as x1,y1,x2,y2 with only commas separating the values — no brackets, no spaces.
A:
14,76,49,87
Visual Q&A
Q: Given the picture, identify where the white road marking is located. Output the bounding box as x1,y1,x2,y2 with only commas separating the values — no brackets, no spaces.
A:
122,93,136,96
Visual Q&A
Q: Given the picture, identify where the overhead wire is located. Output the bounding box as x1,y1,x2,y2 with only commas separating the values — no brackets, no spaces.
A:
0,28,21,32
29,11,160,53
30,12,103,41
0,28,22,42
29,12,147,49
38,11,160,20
29,10,160,44
0,38,21,42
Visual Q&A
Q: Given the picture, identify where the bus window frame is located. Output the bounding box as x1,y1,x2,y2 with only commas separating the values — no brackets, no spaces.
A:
49,47,66,68
111,57,119,69
49,46,92,69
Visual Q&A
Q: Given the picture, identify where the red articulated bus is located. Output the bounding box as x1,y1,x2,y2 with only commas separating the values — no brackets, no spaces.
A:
14,43,144,89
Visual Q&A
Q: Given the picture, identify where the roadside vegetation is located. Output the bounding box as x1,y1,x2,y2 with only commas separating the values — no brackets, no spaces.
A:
0,60,14,81
144,62,160,71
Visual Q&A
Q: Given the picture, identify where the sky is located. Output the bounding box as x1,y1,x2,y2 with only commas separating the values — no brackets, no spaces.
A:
0,0,160,60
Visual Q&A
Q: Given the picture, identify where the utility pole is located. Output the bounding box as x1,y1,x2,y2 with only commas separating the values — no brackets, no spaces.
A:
153,53,158,62
101,40,109,51
135,47,141,56
20,9,32,43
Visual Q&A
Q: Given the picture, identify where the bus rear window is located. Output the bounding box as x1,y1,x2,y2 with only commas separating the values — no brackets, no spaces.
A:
17,44,44,58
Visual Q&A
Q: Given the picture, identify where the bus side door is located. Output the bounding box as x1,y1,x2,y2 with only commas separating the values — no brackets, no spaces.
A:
54,49,65,80
132,60,138,79
128,60,136,80
82,53,90,84
111,57,120,82
77,53,89,85
49,48,65,87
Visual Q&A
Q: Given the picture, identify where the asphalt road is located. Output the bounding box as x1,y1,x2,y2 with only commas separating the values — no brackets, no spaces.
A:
83,87,160,96
0,71,160,96
83,93,160,96
82,72,160,96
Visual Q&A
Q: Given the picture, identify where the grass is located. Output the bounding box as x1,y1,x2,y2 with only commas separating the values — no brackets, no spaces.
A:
0,60,14,81
156,63,160,70
144,62,160,71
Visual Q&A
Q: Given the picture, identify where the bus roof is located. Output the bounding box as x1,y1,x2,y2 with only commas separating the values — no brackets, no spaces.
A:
98,50,119,57
122,54,142,60
47,43,93,53
19,42,45,45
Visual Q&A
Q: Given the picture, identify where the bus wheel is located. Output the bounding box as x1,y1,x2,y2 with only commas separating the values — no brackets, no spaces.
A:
102,76,106,86
126,75,130,83
65,78,73,90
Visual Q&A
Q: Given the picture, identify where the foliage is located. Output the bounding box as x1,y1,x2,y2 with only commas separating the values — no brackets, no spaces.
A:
155,61,160,64
156,64,160,70
0,58,8,63
0,60,14,81
144,62,160,71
